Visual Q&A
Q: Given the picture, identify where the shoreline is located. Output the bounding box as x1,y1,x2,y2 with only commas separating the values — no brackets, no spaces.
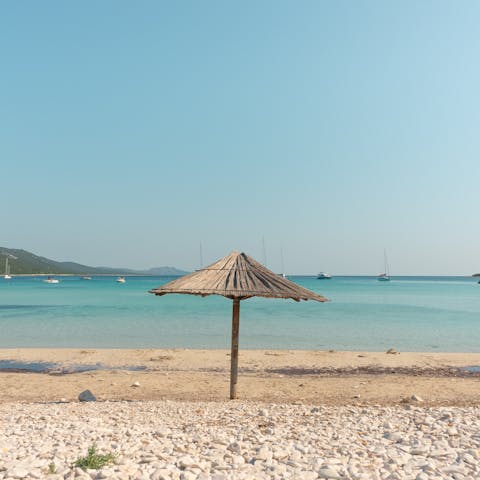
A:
1,348,479,406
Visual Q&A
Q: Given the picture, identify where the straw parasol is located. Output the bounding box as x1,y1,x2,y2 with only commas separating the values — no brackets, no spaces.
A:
149,251,328,399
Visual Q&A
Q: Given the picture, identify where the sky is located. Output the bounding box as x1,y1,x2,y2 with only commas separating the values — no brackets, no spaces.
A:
2,1,480,275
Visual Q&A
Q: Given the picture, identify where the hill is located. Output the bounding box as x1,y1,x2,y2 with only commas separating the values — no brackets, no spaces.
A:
147,266,189,276
0,247,188,276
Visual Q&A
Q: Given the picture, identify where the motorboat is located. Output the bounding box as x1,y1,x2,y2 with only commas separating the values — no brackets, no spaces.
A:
44,276,59,284
81,276,92,280
317,272,332,279
116,276,126,283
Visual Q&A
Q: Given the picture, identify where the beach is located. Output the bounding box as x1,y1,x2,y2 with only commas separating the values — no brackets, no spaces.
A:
1,349,480,479
1,348,479,405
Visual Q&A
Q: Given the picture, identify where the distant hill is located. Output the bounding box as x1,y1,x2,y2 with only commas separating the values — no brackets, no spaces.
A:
0,247,188,276
147,266,189,276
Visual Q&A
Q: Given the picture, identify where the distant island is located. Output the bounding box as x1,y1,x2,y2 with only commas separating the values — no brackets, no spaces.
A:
0,247,189,276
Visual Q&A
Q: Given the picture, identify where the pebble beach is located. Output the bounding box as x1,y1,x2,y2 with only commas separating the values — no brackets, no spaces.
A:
1,400,479,480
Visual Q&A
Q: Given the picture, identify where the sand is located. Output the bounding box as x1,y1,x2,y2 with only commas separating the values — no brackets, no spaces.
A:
0,349,479,406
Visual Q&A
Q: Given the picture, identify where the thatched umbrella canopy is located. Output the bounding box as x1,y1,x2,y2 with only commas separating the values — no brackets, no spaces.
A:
149,251,328,399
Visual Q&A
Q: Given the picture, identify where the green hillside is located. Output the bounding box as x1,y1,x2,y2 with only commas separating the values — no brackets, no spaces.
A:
0,248,132,275
0,247,189,275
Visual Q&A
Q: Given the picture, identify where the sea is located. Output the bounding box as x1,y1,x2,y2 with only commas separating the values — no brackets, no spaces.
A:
0,275,479,352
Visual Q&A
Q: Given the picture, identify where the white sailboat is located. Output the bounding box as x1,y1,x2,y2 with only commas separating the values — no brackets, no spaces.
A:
44,276,59,284
4,258,12,279
280,248,286,278
378,249,390,281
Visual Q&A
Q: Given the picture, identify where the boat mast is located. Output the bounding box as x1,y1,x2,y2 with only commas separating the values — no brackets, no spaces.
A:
262,237,267,267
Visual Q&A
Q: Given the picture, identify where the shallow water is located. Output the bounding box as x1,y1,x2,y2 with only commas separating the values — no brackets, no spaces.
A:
0,275,479,351
0,359,147,374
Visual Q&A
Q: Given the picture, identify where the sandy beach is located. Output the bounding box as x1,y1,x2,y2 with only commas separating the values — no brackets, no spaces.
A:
1,348,479,406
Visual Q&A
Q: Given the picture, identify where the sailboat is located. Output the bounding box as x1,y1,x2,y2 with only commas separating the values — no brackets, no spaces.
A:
4,258,12,279
44,276,59,284
378,249,390,281
279,248,286,278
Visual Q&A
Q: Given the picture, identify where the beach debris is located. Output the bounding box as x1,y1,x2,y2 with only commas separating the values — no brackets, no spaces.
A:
78,389,96,402
131,381,140,388
149,355,173,362
386,348,399,354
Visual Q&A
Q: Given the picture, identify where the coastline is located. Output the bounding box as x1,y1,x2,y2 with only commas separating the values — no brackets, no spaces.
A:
1,348,479,406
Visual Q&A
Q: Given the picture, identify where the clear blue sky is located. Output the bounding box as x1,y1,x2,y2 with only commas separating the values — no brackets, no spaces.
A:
2,1,479,275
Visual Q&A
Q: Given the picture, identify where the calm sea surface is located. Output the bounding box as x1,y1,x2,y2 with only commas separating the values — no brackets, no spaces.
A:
0,276,479,351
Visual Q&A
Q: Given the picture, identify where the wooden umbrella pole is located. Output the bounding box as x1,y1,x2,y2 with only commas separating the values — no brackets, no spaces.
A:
230,298,240,399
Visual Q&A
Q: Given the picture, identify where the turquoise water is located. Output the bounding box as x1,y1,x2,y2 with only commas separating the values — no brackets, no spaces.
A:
0,276,479,351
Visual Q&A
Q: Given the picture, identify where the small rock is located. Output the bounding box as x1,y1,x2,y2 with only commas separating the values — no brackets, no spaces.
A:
231,454,245,465
255,446,272,461
318,466,342,479
384,432,403,442
151,468,174,480
386,348,399,354
177,456,197,469
7,467,29,479
410,394,424,403
180,471,197,480
300,472,319,480
227,442,241,454
78,389,96,402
